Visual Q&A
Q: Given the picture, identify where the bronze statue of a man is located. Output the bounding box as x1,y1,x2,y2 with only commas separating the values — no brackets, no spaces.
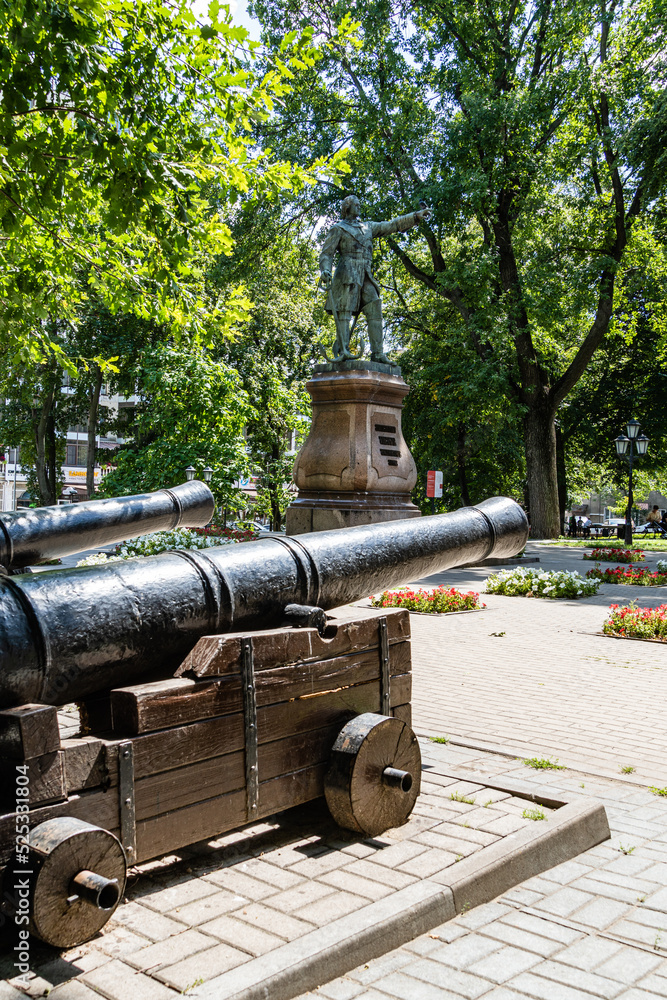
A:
319,195,430,364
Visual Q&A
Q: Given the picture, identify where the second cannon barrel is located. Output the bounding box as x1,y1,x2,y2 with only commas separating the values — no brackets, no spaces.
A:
0,481,215,571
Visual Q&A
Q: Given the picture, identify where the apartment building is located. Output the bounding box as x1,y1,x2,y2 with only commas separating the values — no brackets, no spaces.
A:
1,387,137,511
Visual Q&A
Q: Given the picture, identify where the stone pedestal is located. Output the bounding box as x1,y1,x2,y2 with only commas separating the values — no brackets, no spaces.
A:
285,363,420,534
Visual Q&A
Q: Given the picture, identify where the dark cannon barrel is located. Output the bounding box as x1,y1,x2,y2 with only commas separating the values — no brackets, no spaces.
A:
0,481,215,571
0,496,527,707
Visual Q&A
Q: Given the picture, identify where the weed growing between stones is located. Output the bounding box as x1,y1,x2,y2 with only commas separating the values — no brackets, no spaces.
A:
523,807,546,821
523,757,566,770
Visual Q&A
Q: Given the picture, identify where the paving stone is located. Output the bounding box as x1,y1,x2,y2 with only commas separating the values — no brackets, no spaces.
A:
366,842,428,868
554,936,623,970
235,858,306,888
371,970,473,1000
451,900,513,930
426,932,501,969
500,910,582,944
595,947,664,984
397,847,458,877
111,903,187,941
155,942,246,991
347,950,413,985
508,970,603,1000
138,880,218,916
316,978,366,1000
296,890,368,926
341,859,417,889
96,926,152,959
171,889,248,925
233,901,315,940
203,868,277,900
197,914,283,954
49,983,106,999
531,959,626,998
264,880,335,914
570,896,634,929
533,885,595,917
289,853,355,878
468,945,539,983
125,929,214,972
317,868,394,900
402,956,490,998
83,959,177,1000
481,920,564,957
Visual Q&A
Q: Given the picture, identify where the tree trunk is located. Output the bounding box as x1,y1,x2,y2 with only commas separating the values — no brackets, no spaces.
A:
87,365,103,498
34,387,57,506
524,401,560,539
555,426,567,537
456,423,471,506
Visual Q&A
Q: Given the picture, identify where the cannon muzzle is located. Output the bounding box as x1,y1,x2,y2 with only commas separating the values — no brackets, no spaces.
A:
0,481,215,571
0,496,527,707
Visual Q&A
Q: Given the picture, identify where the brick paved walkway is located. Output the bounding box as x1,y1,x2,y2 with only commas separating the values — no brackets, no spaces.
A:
294,743,667,1000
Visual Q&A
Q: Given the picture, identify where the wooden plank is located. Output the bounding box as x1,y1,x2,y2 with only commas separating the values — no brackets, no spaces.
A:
0,704,60,760
133,724,341,824
106,673,409,782
0,752,66,808
111,642,411,736
0,788,120,867
175,610,410,678
392,703,412,727
136,763,327,863
62,737,117,794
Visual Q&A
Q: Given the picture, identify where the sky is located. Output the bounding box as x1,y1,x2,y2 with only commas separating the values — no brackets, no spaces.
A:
191,0,262,39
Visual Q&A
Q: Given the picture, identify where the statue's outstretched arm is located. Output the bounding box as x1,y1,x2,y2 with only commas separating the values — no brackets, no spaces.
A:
371,209,430,239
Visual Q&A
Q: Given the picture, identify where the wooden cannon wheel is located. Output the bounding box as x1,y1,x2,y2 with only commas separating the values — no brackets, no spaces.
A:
20,818,126,948
324,713,421,837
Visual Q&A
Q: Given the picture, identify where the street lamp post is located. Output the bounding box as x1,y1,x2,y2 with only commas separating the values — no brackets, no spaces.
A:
614,419,649,546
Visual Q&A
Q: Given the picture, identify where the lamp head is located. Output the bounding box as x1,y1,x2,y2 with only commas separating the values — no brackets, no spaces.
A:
614,434,630,456
635,434,649,456
203,466,213,483
185,465,196,482
626,418,641,440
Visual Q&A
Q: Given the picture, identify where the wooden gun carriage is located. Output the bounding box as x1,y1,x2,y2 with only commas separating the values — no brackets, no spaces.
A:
0,608,418,948
0,493,528,949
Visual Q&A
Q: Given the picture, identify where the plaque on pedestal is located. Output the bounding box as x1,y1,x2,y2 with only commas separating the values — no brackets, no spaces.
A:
285,361,421,534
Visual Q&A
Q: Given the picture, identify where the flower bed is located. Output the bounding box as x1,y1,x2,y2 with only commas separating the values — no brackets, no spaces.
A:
192,525,258,543
115,527,242,559
485,567,600,599
586,565,667,586
370,586,484,613
582,548,644,563
603,603,667,642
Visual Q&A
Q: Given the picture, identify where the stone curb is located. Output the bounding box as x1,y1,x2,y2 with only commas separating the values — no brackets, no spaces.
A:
195,775,609,1000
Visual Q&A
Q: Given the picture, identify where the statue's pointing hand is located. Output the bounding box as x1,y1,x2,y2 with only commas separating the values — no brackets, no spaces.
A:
415,207,431,222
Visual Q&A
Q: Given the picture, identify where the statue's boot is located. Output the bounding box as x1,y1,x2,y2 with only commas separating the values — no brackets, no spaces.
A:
334,313,353,360
364,299,391,364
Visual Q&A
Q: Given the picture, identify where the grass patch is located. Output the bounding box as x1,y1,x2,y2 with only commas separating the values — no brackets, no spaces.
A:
620,765,636,774
430,736,450,744
650,786,667,797
523,756,566,770
523,807,546,821
618,844,636,854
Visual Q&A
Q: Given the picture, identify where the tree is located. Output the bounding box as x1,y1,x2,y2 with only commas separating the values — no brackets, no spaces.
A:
0,336,80,504
96,342,252,502
215,232,326,529
249,0,667,535
0,0,324,360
